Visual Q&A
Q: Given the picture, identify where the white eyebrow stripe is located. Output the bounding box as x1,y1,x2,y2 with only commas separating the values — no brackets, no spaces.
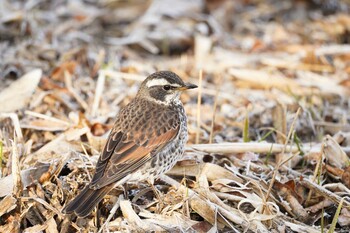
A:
146,78,181,87
146,78,169,87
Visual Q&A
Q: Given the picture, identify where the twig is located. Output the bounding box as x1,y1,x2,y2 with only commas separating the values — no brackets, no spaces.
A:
0,141,2,178
80,143,93,181
21,196,80,231
189,142,300,154
0,113,23,141
160,174,268,232
300,179,350,208
120,198,163,231
306,142,324,205
196,70,203,144
98,194,122,233
64,70,89,111
209,74,222,144
11,137,22,198
25,110,71,126
264,107,301,204
188,142,350,155
91,70,106,117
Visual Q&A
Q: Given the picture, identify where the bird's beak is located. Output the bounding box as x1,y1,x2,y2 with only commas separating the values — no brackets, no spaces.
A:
177,83,198,91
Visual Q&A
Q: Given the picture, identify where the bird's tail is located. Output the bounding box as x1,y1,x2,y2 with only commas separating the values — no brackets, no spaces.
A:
62,184,114,217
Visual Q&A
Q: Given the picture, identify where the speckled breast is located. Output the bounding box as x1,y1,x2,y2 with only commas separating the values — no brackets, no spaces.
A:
148,103,188,177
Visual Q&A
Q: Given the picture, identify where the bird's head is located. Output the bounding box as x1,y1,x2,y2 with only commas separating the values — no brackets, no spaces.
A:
137,71,197,105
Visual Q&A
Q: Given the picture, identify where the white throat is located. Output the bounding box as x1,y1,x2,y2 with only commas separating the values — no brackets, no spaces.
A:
164,92,181,105
147,92,181,106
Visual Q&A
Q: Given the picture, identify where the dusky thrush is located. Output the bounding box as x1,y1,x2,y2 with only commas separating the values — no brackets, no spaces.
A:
62,71,197,217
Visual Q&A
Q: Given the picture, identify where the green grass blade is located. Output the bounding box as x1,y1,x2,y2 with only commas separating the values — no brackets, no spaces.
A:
328,198,344,233
243,111,250,142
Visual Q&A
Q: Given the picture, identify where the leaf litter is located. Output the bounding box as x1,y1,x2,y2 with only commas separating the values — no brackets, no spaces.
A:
0,0,350,232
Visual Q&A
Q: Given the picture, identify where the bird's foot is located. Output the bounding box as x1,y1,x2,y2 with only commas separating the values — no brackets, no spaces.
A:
147,179,164,214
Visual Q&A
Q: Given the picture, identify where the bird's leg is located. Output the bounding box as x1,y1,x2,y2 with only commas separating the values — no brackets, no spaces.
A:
147,178,160,199
123,183,129,199
147,178,164,213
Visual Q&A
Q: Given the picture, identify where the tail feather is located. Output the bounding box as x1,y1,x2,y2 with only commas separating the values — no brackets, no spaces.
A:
63,184,113,217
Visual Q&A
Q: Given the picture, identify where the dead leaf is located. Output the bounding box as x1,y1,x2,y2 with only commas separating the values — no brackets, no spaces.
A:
0,165,50,197
0,69,42,113
51,61,77,81
323,135,349,168
0,195,16,217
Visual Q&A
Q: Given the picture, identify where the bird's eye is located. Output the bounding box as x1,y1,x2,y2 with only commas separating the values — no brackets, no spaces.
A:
163,85,171,91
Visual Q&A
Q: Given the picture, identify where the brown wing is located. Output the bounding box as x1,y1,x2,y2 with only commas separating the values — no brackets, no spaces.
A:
89,99,180,189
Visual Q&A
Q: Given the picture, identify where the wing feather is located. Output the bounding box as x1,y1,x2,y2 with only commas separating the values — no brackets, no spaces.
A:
90,126,179,189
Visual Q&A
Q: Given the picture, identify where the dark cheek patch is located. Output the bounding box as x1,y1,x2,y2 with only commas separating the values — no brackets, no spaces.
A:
149,88,166,101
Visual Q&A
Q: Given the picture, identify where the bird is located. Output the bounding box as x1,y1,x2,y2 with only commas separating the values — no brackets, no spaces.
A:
62,71,197,217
